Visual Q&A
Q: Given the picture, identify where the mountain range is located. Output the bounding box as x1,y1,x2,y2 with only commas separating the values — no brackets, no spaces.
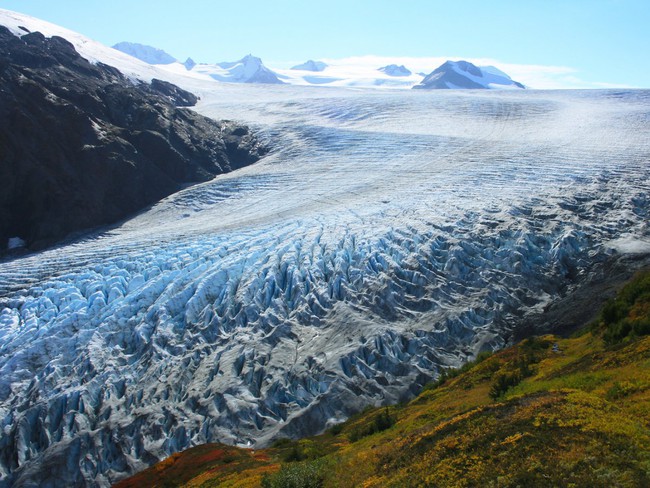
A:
111,41,525,90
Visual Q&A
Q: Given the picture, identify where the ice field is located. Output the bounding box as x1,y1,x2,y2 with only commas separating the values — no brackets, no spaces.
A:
1,85,650,486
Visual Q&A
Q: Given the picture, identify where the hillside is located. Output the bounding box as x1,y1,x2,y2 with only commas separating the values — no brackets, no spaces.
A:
115,270,650,487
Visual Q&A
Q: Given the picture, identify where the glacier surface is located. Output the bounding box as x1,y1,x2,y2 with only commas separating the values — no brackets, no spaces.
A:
1,86,650,486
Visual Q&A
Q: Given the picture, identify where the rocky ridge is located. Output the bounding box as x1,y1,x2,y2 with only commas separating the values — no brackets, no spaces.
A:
0,26,267,251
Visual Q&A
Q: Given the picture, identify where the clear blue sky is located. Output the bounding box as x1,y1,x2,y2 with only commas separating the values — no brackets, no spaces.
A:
2,0,649,87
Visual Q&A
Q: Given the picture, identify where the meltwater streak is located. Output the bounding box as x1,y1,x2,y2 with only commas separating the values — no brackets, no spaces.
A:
0,88,649,486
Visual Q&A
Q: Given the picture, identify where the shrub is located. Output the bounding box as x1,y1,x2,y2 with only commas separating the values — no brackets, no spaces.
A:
283,443,307,463
328,423,343,436
521,336,551,353
261,458,327,488
605,381,641,401
598,271,650,344
271,437,292,448
489,372,522,400
349,407,396,442
423,350,494,392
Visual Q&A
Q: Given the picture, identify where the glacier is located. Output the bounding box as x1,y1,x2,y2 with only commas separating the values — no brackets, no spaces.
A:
1,86,650,486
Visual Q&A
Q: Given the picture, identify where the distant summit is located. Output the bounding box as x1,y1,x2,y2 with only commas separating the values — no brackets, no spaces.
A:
183,57,196,70
291,60,328,72
112,41,176,65
378,64,412,77
212,54,284,84
414,60,525,90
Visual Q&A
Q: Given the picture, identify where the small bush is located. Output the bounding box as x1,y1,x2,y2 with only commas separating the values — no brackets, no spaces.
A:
489,372,522,400
603,319,633,345
272,437,292,448
283,443,307,463
349,407,396,442
598,271,650,344
423,350,494,392
521,336,551,353
606,381,641,401
261,458,327,488
328,423,343,436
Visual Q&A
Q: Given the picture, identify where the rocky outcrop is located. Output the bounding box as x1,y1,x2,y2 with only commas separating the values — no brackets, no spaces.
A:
0,26,267,251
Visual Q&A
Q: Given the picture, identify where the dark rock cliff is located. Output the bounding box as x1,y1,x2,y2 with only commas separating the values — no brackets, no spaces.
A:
0,26,267,251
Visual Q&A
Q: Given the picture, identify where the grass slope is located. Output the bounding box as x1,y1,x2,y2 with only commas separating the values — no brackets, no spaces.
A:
115,270,650,487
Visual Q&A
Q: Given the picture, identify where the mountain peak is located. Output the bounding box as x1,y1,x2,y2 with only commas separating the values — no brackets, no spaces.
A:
212,54,283,84
414,59,525,90
184,57,196,70
291,59,328,72
378,64,412,77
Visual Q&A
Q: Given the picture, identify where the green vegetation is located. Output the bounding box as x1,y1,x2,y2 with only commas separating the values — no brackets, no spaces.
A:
424,349,493,392
348,407,396,442
596,270,650,344
261,458,328,488
116,269,650,488
488,336,550,399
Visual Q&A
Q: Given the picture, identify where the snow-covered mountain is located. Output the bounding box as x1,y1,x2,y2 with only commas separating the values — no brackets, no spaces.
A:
291,59,328,71
414,60,525,89
0,15,519,92
112,41,177,65
0,8,215,89
184,57,196,70
378,64,412,77
0,12,522,92
190,54,284,84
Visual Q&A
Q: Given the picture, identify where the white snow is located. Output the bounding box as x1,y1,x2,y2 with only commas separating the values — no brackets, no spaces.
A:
608,237,650,254
275,57,424,89
112,41,176,65
188,55,283,84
